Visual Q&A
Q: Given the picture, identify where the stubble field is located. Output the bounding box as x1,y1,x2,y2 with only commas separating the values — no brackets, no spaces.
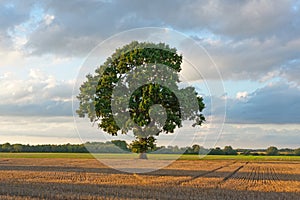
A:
0,155,299,199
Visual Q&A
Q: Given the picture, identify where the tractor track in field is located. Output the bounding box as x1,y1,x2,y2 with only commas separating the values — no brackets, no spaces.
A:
225,163,281,187
177,161,238,185
220,162,249,183
268,167,280,182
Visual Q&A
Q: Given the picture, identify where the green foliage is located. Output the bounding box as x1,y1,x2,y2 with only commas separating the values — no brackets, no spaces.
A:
85,141,129,153
208,147,224,155
181,145,208,155
0,143,87,153
192,144,201,154
76,41,205,154
266,146,279,155
1,143,300,158
1,143,12,152
111,140,129,152
130,136,156,153
294,148,300,156
223,146,237,155
12,144,23,152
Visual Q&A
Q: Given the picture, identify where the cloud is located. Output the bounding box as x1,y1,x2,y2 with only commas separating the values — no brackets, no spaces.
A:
182,35,300,83
0,1,34,50
23,1,300,53
0,116,81,144
189,0,300,41
226,82,300,124
0,1,299,84
280,59,300,85
217,123,300,149
0,101,72,116
236,91,248,100
0,1,32,30
0,1,300,130
1,115,298,148
0,69,74,116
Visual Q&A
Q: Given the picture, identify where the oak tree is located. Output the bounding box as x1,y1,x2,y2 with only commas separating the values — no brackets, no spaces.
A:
76,41,205,158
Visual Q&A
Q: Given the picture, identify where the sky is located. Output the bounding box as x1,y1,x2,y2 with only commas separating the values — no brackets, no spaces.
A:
0,0,300,149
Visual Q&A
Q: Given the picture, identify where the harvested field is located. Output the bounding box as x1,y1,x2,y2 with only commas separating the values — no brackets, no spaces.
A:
0,158,299,199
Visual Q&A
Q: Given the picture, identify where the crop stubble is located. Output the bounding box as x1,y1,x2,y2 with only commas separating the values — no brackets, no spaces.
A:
0,158,299,199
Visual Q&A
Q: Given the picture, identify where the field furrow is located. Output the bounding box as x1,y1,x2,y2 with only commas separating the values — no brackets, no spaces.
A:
0,158,299,199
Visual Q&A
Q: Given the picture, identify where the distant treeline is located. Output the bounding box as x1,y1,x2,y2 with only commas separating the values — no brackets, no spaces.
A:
0,141,299,156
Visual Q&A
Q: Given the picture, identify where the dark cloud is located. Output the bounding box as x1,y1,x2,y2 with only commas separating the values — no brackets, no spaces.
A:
1,1,299,83
189,0,300,41
226,82,300,124
18,0,300,84
203,37,300,81
280,59,300,85
0,1,33,50
0,100,72,116
24,0,300,54
0,1,30,30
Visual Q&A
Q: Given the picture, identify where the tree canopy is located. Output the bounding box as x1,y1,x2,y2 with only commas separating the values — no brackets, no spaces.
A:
223,146,237,155
294,148,300,156
266,146,279,155
76,41,205,156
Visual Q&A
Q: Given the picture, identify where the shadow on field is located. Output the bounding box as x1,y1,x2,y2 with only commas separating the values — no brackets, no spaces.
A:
0,181,299,200
0,164,299,181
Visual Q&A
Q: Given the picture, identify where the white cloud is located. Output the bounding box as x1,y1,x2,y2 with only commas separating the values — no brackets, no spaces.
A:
217,123,300,149
43,14,55,26
0,69,74,116
1,115,298,148
236,91,248,100
29,68,46,80
0,116,81,144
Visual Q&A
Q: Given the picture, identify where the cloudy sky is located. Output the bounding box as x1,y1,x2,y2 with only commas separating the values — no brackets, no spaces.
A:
0,0,300,148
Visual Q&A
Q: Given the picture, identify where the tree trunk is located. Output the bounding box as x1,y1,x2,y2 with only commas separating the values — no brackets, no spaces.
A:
138,137,148,159
139,152,148,159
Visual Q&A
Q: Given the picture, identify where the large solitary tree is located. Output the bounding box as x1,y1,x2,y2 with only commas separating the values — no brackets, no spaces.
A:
76,41,205,159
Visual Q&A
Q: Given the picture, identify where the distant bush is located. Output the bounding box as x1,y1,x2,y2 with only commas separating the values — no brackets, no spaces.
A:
1,142,299,156
266,146,279,155
223,146,237,155
208,147,224,155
